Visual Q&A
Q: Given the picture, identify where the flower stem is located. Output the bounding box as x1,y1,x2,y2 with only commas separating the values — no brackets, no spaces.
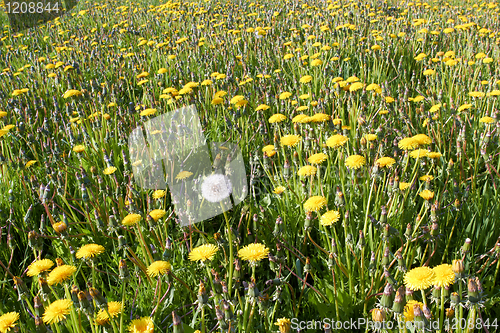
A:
222,207,234,293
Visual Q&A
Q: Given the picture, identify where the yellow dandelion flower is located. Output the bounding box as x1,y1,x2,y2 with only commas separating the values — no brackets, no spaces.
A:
128,317,154,333
255,104,270,111
419,189,435,201
262,145,275,153
365,134,377,141
326,134,348,148
308,153,327,164
43,299,72,324
148,209,166,222
320,210,340,226
412,134,432,145
297,165,317,177
188,244,218,262
0,312,19,332
345,155,366,169
76,244,105,259
280,135,301,147
409,149,428,158
275,318,291,333
479,116,494,124
268,114,287,123
103,166,117,175
122,213,142,226
140,108,156,116
399,182,411,190
299,75,313,83
273,186,286,194
176,171,193,180
292,114,312,123
96,302,123,325
46,265,76,285
375,157,396,168
152,190,166,199
147,261,171,277
304,196,327,212
404,266,435,291
458,103,473,112
230,95,245,104
62,89,82,99
398,137,419,150
426,152,442,159
73,145,85,153
310,113,330,122
432,264,455,288
238,243,270,262
27,259,54,277
279,92,292,100
419,175,434,182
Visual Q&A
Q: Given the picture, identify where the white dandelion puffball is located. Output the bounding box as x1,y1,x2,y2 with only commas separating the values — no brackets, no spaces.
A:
201,174,233,203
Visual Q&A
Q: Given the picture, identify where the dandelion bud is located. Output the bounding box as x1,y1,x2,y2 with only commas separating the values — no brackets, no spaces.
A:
406,287,415,302
357,230,365,249
430,222,438,237
372,308,385,322
89,288,107,309
119,259,129,281
405,223,412,239
327,253,335,270
446,308,454,318
304,211,313,231
28,231,38,250
36,277,50,302
222,299,234,321
13,276,28,300
247,280,260,300
107,215,117,233
461,238,471,255
368,251,376,274
34,295,44,316
382,247,390,267
78,291,92,314
392,286,406,313
422,305,432,320
118,235,128,250
430,203,438,223
198,281,208,306
70,285,80,307
467,278,480,303
35,315,48,333
384,268,397,286
81,183,89,202
380,206,387,224
274,216,283,236
335,186,345,206
432,286,441,304
325,236,335,254
284,159,290,179
450,292,460,308
380,283,394,308
413,305,426,329
172,311,185,333
304,258,311,274
215,306,228,329
95,211,105,232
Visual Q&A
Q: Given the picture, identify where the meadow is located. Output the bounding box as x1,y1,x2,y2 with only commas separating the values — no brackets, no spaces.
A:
0,0,500,332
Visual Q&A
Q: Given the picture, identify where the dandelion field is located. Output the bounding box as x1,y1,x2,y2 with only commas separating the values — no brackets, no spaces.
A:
1,0,500,331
